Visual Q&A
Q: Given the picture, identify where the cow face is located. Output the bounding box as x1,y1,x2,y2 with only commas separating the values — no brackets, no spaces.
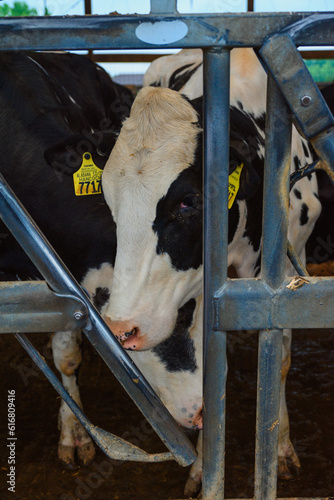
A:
102,87,203,350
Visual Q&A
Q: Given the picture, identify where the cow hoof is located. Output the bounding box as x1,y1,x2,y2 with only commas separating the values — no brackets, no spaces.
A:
77,441,96,467
58,444,80,470
278,452,301,480
58,430,95,469
184,476,202,498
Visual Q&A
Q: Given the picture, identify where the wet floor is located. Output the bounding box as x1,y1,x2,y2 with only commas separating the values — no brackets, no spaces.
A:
0,325,333,500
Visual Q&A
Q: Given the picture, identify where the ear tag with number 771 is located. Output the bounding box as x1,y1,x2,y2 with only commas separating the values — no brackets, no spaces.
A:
73,152,103,196
228,162,244,209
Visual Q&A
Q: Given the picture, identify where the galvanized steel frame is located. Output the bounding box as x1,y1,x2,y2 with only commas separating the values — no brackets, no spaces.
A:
0,1,333,499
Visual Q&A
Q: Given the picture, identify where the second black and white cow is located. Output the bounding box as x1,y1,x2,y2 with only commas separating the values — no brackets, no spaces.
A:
0,51,133,468
96,48,321,492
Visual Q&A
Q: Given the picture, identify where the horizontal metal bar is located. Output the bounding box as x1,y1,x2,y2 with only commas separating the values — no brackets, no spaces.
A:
217,276,334,330
0,281,86,333
0,13,333,51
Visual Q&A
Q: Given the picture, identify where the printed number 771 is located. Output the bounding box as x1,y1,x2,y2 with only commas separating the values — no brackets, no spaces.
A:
79,180,101,194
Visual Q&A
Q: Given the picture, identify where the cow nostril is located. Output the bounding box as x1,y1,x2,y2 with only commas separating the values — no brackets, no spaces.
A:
193,407,203,429
124,327,138,339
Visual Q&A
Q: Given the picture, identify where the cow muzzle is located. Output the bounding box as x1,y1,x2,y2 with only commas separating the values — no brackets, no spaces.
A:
104,319,144,350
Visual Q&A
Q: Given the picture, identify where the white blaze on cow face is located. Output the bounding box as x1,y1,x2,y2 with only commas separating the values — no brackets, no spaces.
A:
102,87,203,350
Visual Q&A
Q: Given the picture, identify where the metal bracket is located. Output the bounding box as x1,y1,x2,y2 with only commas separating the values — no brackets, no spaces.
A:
0,281,87,333
260,16,334,184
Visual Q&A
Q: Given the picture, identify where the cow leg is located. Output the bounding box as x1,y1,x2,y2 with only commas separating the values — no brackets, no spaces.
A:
278,329,300,479
184,431,203,498
52,330,95,469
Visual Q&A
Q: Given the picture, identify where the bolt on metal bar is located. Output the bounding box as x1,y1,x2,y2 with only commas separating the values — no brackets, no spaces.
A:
260,31,334,187
203,48,230,500
255,75,291,499
0,281,87,333
0,172,196,467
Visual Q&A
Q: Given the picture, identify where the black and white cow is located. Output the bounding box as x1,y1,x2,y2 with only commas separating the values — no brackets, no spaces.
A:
0,51,133,468
306,82,334,269
96,48,321,493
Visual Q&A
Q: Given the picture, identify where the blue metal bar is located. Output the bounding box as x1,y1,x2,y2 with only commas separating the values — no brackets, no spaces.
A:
255,75,290,499
150,0,177,14
0,281,86,333
203,48,230,500
0,13,333,52
255,329,283,500
261,75,291,289
217,276,334,331
0,173,196,467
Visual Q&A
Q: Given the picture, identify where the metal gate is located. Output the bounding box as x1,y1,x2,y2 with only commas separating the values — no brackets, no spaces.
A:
0,2,333,499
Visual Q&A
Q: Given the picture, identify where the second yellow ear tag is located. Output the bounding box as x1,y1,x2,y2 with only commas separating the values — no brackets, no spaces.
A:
228,162,244,209
73,152,103,196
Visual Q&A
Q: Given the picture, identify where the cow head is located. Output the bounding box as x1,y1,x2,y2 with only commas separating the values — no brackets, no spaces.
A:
102,86,262,350
102,87,203,350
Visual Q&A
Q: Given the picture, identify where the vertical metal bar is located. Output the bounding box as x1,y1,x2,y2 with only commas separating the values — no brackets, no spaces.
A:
261,75,291,289
203,48,230,500
255,74,291,499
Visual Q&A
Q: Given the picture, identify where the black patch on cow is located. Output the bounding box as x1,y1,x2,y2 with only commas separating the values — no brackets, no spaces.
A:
153,102,266,270
294,188,302,200
93,287,110,312
300,203,309,226
0,51,127,282
152,299,197,373
237,100,244,111
168,63,202,92
253,112,266,132
229,106,263,201
153,135,203,271
229,107,264,253
302,141,310,158
294,155,301,172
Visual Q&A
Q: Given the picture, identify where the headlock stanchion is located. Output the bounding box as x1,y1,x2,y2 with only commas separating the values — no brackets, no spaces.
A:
0,2,333,498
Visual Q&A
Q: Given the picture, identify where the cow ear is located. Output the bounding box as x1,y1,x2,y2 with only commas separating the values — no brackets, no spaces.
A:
44,130,117,176
229,131,261,200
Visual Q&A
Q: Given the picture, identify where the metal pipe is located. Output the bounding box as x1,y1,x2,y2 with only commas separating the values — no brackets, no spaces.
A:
261,74,291,289
0,13,333,52
255,74,291,499
203,48,230,500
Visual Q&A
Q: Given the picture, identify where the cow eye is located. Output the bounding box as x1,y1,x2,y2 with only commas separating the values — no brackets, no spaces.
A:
179,196,196,210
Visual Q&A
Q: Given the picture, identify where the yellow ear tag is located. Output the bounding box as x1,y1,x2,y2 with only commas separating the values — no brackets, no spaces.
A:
73,152,103,196
228,162,244,209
